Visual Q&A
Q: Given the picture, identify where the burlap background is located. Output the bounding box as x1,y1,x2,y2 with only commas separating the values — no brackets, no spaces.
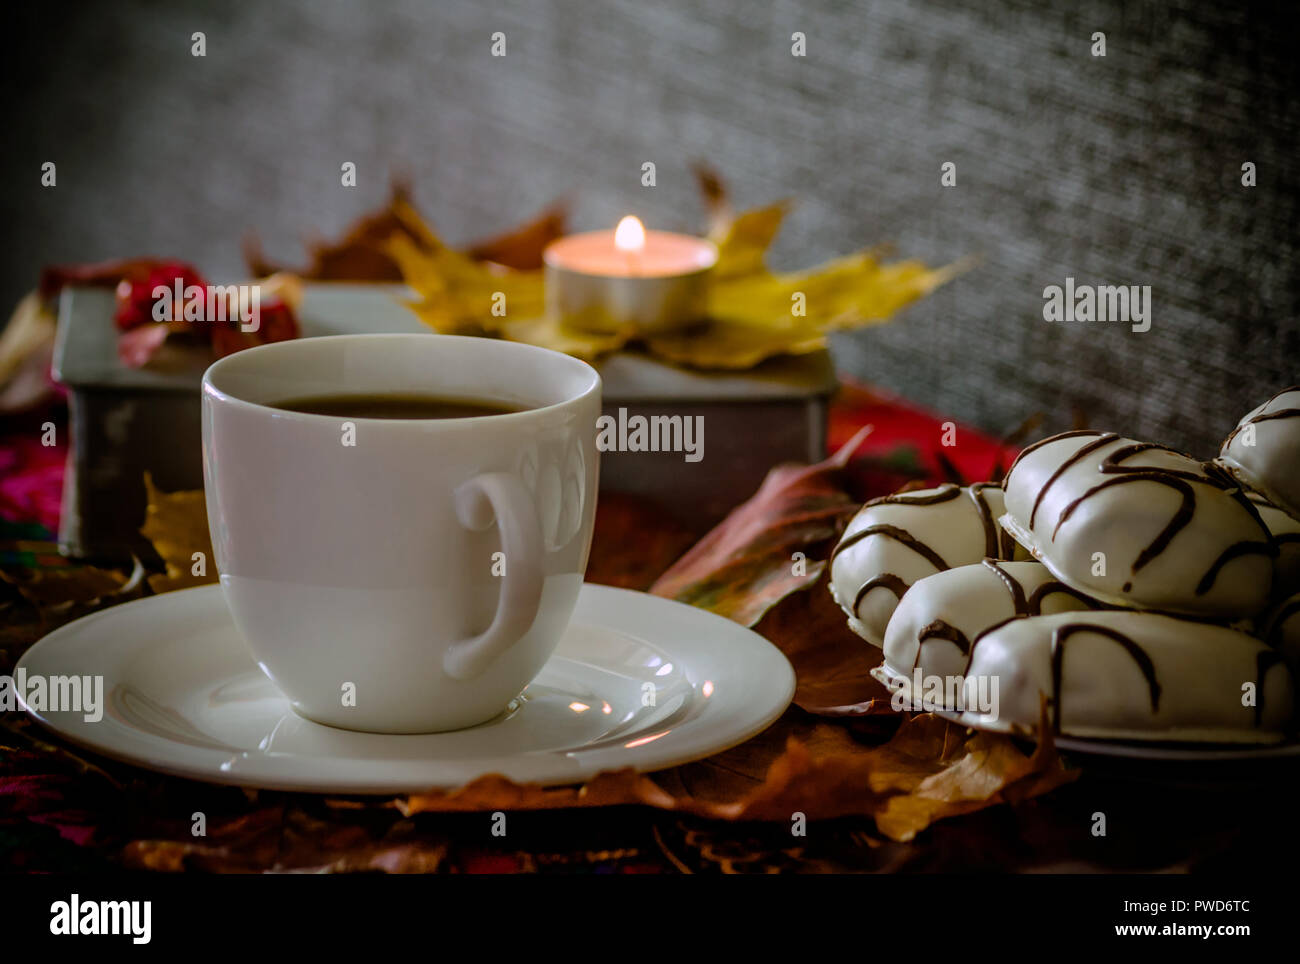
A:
4,0,1296,453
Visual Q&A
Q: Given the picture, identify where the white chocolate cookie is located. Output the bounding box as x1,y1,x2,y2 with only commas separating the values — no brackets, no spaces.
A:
882,560,1100,685
1001,431,1275,618
1218,386,1300,518
828,484,1020,647
1262,593,1300,678
1248,491,1300,599
962,611,1295,742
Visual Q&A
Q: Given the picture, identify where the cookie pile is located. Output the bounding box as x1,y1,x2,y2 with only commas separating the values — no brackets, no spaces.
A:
828,387,1300,743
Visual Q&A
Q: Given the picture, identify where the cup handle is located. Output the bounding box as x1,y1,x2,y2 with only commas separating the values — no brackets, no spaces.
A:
443,472,545,680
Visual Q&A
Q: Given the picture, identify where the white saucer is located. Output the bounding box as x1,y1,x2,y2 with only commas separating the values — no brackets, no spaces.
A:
870,663,1300,763
16,584,794,793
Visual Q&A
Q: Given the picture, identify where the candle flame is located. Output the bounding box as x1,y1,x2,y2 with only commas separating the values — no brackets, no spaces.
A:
614,215,646,253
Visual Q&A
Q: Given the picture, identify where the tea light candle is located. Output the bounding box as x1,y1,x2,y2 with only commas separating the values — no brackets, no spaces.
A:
543,216,717,334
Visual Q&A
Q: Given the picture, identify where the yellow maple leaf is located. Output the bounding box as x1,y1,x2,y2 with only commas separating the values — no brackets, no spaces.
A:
390,186,964,369
139,473,217,593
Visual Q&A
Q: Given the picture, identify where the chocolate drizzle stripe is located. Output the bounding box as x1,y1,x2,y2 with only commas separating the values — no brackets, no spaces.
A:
1247,409,1300,425
940,563,1107,675
859,484,961,511
968,485,1003,559
1262,385,1300,404
963,616,1021,670
1053,473,1195,572
985,556,1105,615
1103,442,1209,480
853,573,909,616
962,617,1156,687
1049,441,1275,594
1196,540,1277,595
832,523,952,571
999,526,1019,561
829,529,866,566
1028,433,1119,528
1049,623,1161,734
968,614,1278,731
1003,430,1106,484
915,619,973,667
1218,462,1282,539
980,558,1029,615
830,492,958,565
1222,386,1300,448
1026,581,1104,612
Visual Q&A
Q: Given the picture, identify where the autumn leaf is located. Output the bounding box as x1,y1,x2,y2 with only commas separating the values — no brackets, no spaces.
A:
0,558,146,631
391,168,963,370
754,574,895,716
0,564,126,609
466,201,568,270
400,709,1076,842
709,201,791,279
387,200,547,337
586,493,700,591
649,425,873,626
693,162,732,238
139,473,216,593
493,312,631,361
644,252,966,370
122,806,451,873
866,708,1078,842
244,182,569,280
245,182,418,281
0,292,59,414
1,554,147,682
644,317,828,370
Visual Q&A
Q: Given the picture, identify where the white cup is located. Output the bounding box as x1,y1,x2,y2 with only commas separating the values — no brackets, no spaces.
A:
201,334,601,733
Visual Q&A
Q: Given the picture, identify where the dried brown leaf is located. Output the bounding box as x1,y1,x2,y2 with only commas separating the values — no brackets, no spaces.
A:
122,806,451,874
649,425,872,626
465,201,569,270
245,183,568,280
586,493,700,591
693,161,732,238
754,575,895,716
401,710,1075,842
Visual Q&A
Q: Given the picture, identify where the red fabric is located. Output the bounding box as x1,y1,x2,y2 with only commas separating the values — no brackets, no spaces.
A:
830,379,1020,490
0,433,65,534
